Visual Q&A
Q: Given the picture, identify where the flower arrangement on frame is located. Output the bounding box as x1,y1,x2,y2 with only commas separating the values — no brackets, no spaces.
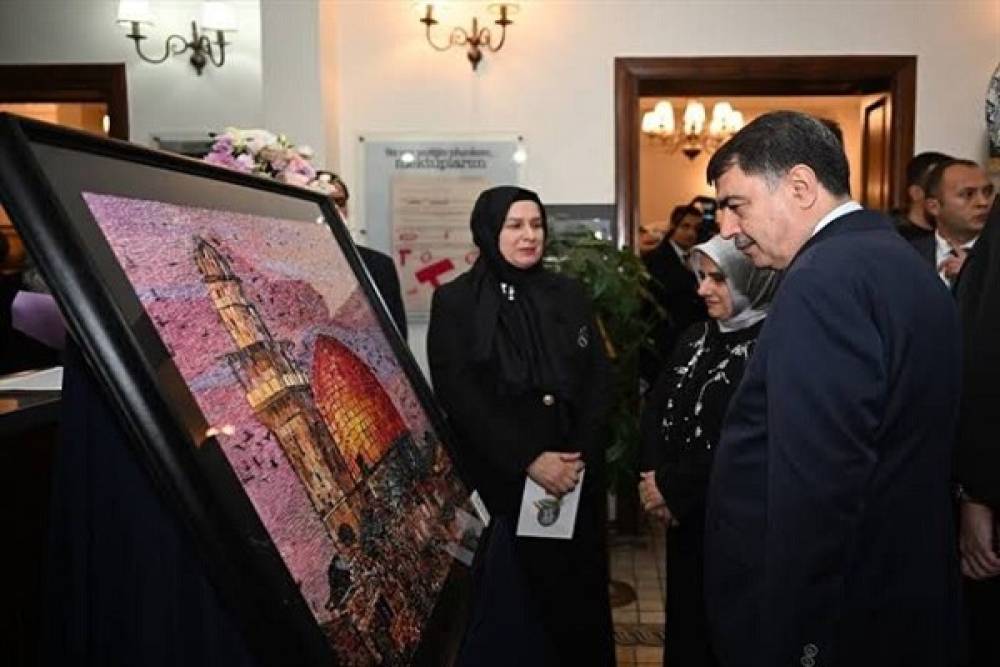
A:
204,127,334,191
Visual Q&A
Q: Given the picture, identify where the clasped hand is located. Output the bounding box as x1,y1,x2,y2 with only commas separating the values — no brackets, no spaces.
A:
528,451,584,497
638,471,675,525
960,500,1000,580
938,246,968,283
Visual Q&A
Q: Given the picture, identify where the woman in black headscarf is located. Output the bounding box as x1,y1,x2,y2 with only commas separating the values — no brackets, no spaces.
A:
428,186,614,666
638,234,778,667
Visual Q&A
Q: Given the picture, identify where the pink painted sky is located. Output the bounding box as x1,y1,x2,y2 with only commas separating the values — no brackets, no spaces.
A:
82,192,451,624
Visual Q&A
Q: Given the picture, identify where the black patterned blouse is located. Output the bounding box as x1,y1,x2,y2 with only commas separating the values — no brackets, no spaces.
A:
639,319,763,524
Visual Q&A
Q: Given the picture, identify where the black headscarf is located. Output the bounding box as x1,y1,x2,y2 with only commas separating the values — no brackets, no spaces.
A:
469,186,569,402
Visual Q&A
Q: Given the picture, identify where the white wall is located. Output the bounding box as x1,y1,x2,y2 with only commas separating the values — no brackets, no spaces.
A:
261,0,327,166
324,0,998,375
327,0,1000,208
0,0,263,145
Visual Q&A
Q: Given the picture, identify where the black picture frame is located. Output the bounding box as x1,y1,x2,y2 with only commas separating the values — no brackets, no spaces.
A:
0,113,477,666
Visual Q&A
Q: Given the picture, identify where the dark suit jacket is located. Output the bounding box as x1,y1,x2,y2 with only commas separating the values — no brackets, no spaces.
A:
426,271,610,517
955,198,1000,509
641,241,707,383
357,246,407,340
705,209,963,667
910,232,935,267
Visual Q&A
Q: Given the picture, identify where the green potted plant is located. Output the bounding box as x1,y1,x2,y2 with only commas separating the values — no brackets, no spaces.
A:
545,237,662,534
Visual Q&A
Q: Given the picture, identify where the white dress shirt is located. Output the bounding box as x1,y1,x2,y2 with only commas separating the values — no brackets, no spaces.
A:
809,200,864,238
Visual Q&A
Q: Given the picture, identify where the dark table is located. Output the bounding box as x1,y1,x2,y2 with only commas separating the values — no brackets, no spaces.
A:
1,388,60,667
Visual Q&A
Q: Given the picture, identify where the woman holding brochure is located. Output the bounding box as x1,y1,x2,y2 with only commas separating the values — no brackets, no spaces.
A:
428,186,614,666
638,234,777,667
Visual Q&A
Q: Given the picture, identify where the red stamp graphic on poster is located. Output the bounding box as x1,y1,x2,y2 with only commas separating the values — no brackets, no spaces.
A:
391,173,487,315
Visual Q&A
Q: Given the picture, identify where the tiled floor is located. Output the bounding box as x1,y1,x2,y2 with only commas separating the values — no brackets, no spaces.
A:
610,521,666,666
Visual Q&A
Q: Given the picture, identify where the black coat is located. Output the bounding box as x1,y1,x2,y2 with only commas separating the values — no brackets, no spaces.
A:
357,246,407,340
427,269,614,667
640,319,762,667
955,197,1000,509
893,212,934,243
705,209,964,667
640,320,761,524
427,269,610,517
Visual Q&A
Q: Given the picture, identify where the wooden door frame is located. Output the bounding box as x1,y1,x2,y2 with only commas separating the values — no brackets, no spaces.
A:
614,56,916,246
0,63,129,140
861,95,892,210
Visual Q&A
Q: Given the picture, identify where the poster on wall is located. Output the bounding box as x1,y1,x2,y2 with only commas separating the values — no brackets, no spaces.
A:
360,135,522,319
0,114,482,667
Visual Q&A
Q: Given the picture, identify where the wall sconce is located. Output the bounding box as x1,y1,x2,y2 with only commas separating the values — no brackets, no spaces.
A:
414,3,518,71
116,1,237,76
642,99,744,160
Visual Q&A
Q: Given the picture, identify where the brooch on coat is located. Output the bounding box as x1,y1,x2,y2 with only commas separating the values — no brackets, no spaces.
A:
577,325,590,349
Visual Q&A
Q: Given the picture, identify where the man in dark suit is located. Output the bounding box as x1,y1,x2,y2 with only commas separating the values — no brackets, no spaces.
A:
954,197,1000,666
910,158,994,288
704,111,963,667
640,204,708,386
893,151,952,241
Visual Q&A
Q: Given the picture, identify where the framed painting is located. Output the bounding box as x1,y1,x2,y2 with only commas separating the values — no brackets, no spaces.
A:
0,114,483,666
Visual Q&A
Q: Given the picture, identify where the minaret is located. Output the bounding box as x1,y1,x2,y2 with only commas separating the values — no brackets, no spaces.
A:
192,235,355,523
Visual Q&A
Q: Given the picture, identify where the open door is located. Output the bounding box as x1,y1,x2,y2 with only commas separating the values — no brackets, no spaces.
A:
0,64,128,275
615,57,916,246
861,94,892,211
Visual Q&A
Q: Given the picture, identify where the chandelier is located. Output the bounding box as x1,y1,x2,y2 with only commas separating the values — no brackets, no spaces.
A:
641,100,744,160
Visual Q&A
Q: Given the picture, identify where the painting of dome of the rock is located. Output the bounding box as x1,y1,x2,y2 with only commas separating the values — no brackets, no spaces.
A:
82,192,482,665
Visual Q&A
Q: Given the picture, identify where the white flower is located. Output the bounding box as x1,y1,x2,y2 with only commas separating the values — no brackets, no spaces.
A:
243,129,279,155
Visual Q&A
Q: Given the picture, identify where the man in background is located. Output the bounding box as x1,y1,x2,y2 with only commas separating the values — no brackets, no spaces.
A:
895,151,952,241
640,203,707,388
912,159,995,287
638,218,671,255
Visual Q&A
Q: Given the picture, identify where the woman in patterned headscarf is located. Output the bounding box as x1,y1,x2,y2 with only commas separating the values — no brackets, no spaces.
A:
638,234,778,667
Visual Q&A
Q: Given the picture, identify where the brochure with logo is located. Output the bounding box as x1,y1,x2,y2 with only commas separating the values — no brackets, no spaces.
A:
516,470,584,540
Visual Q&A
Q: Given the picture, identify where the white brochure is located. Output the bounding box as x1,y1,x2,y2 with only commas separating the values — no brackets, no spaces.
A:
516,470,584,540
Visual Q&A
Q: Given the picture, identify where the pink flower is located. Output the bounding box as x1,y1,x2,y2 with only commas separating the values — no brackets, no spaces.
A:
203,127,319,184
235,153,255,171
286,154,316,178
280,171,312,187
204,149,240,170
209,134,234,154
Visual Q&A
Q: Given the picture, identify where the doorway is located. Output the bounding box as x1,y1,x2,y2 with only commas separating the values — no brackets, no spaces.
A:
0,64,129,274
615,56,917,246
